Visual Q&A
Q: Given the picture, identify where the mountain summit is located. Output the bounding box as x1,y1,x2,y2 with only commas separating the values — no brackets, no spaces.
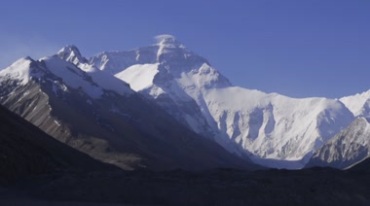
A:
154,34,184,48
57,44,87,64
87,35,355,168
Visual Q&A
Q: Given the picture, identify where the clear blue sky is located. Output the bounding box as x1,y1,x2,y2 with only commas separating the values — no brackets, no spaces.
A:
1,0,369,98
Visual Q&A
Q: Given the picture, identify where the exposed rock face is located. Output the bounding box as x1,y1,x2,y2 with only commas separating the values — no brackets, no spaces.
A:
0,104,116,183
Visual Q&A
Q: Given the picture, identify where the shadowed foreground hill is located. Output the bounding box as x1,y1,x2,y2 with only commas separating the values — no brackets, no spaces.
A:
0,105,117,183
349,157,370,172
1,168,370,206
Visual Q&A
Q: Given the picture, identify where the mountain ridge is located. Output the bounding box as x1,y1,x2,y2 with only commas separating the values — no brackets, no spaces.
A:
82,36,356,168
0,48,258,171
1,35,368,169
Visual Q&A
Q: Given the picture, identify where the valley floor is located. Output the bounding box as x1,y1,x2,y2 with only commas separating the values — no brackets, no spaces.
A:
1,168,370,206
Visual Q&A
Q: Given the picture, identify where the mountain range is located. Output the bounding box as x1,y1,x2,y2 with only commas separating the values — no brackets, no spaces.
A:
1,34,369,170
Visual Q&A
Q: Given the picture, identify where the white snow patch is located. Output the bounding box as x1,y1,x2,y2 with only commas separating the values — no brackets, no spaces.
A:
114,63,159,91
148,85,165,98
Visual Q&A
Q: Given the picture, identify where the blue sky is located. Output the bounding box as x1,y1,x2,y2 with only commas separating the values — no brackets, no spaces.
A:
1,0,369,98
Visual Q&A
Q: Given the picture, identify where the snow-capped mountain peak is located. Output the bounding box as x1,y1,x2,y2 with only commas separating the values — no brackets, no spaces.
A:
154,34,192,62
154,34,185,49
0,57,42,85
89,35,357,168
1,45,133,100
58,44,87,64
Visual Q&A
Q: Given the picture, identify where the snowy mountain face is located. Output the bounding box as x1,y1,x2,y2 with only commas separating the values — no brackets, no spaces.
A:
340,90,370,118
88,35,355,169
94,35,237,153
2,35,367,169
307,117,370,169
0,46,256,171
305,91,370,169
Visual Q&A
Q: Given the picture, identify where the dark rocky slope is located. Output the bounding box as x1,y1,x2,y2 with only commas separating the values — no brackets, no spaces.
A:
0,105,116,183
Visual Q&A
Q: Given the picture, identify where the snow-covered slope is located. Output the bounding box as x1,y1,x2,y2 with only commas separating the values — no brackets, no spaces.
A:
0,47,132,99
340,90,370,117
89,35,355,168
204,88,353,165
307,117,370,169
0,57,38,85
306,69,370,170
2,35,366,169
55,45,133,97
0,45,256,171
115,64,159,91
